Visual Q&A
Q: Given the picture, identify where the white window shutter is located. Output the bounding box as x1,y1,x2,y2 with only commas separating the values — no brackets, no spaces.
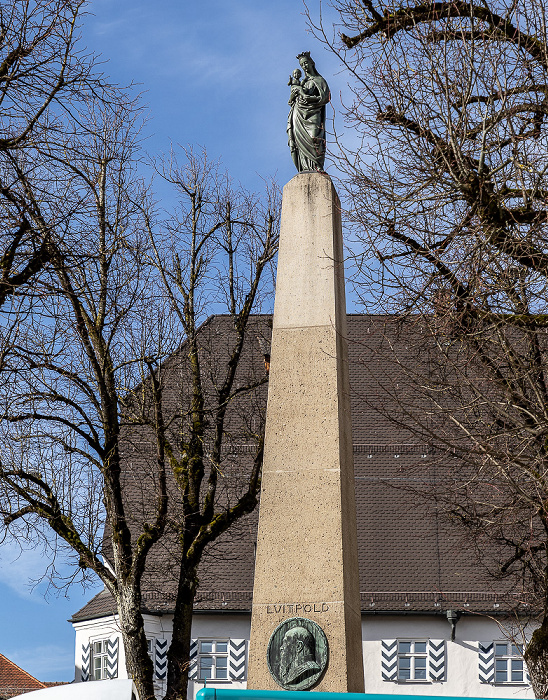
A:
188,639,198,680
229,639,247,681
106,637,119,679
155,638,168,680
478,642,495,683
381,639,398,681
428,639,445,681
81,642,91,682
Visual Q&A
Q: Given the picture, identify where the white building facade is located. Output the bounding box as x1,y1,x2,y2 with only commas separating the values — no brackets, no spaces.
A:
71,607,536,699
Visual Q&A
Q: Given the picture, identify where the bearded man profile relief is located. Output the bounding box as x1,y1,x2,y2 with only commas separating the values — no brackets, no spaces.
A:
279,626,321,686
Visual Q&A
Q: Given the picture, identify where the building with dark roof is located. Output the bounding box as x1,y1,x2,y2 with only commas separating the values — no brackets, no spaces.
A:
70,315,535,699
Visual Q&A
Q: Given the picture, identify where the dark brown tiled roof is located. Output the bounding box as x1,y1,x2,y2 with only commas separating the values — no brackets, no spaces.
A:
0,653,46,698
72,589,118,621
72,315,519,622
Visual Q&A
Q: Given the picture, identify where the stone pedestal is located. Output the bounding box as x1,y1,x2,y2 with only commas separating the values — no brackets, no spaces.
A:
247,173,364,692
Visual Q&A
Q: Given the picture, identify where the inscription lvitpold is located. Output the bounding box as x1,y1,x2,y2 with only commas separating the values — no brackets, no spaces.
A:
266,602,329,614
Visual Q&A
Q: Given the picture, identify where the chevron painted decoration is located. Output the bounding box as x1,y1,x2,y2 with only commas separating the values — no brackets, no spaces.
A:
106,637,119,679
81,642,91,682
381,639,398,681
428,639,445,681
478,642,495,683
188,639,198,680
155,638,168,680
229,639,247,681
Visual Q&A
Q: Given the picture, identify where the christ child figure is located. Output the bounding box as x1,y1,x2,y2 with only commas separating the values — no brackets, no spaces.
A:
288,68,303,104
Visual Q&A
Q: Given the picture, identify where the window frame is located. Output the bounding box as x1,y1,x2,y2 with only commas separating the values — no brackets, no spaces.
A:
147,637,156,666
397,640,429,683
90,638,110,681
494,641,526,685
197,639,230,682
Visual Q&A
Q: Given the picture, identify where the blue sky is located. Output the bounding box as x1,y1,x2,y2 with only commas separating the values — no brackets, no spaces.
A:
85,0,347,192
0,0,360,683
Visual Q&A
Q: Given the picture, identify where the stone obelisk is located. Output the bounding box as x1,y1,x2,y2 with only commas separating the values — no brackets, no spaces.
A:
247,172,364,692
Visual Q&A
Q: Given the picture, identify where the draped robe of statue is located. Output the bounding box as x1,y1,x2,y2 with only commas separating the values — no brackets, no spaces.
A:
287,71,330,172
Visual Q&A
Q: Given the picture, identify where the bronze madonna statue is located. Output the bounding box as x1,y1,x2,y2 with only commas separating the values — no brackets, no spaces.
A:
287,52,330,172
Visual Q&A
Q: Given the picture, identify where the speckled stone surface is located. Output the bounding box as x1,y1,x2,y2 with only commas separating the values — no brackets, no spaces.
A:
247,173,364,692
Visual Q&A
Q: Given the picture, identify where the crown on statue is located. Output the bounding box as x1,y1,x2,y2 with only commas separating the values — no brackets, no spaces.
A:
296,51,311,60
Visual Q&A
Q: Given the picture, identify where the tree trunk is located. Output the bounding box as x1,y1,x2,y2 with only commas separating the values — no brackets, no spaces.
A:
116,586,156,700
165,568,197,700
525,618,548,698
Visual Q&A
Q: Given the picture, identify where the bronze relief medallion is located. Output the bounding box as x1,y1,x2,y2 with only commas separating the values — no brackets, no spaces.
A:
266,617,329,690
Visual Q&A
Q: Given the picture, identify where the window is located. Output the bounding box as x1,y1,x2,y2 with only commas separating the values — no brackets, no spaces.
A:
398,641,428,681
91,639,110,681
494,642,525,683
198,640,228,681
147,638,155,663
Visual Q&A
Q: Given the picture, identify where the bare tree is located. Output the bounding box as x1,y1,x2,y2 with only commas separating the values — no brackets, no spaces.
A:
0,135,279,699
0,5,279,698
141,149,278,700
0,0,117,307
0,94,163,699
312,0,548,694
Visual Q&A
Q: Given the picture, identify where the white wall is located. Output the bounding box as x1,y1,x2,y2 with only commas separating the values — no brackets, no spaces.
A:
188,614,251,698
73,615,128,683
73,611,537,699
73,613,250,699
362,614,535,698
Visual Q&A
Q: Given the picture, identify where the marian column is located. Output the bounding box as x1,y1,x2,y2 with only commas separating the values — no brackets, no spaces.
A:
247,55,364,689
